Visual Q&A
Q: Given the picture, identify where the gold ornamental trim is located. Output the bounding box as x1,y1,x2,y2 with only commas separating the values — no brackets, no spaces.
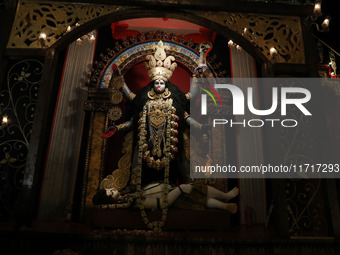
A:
195,11,305,64
108,106,122,121
100,132,133,191
7,0,124,48
86,112,106,207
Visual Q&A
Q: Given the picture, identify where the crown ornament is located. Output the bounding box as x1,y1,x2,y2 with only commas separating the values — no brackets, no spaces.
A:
145,41,177,81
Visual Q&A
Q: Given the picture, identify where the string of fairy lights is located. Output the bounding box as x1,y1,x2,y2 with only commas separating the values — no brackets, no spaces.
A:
38,23,96,48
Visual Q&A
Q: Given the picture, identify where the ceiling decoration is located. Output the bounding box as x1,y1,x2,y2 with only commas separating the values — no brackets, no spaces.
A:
7,0,305,64
7,0,122,48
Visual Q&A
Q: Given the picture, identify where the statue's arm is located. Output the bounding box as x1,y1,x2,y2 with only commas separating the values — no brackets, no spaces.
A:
185,42,212,101
184,111,202,130
101,119,133,138
185,76,199,101
111,76,136,101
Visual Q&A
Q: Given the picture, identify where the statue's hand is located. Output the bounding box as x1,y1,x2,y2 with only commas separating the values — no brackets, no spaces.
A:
101,126,117,138
179,184,193,194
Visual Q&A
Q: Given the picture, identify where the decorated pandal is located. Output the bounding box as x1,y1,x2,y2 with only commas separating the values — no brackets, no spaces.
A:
2,2,340,254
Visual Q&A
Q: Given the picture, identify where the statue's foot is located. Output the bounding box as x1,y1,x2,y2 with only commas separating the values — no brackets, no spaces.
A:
225,203,237,214
225,187,239,200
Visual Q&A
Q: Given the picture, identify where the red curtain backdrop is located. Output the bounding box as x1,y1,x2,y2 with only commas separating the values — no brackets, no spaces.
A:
111,18,216,44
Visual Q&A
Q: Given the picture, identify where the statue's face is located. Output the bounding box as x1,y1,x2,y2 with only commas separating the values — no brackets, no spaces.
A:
105,188,119,199
154,79,166,93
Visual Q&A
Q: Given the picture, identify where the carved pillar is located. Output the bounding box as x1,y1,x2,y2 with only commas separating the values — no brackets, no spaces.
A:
80,88,113,219
85,111,106,208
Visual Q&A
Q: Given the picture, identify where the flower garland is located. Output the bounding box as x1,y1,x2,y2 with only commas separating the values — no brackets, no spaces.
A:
136,102,173,231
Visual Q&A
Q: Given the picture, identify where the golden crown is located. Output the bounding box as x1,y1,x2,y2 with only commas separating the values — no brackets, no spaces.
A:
145,41,177,81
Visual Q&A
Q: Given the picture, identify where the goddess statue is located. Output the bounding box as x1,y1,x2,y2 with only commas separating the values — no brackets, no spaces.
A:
101,40,204,186
97,40,235,230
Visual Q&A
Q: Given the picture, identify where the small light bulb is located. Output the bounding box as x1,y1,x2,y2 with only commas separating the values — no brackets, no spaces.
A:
228,40,234,47
76,38,82,45
67,26,71,32
322,17,330,29
314,3,322,16
90,34,96,41
270,47,277,55
2,115,8,124
39,32,47,40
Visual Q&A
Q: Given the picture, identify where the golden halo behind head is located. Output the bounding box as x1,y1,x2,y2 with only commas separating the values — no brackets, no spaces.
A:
144,41,177,81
